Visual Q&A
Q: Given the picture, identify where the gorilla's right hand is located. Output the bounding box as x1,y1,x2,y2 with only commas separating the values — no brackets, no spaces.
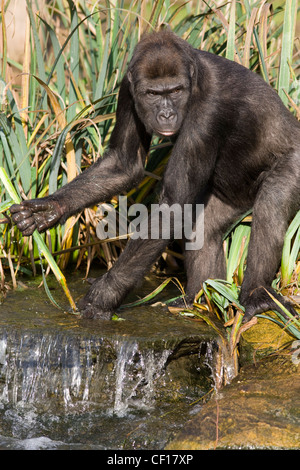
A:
10,198,65,236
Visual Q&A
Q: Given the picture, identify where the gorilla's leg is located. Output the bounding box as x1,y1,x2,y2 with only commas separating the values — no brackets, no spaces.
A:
240,155,300,322
174,193,243,307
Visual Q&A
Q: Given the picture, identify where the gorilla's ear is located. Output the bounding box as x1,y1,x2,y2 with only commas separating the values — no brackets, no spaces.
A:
189,60,198,92
126,70,135,98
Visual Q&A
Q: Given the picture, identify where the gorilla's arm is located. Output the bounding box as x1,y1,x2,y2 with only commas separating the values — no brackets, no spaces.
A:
10,77,151,236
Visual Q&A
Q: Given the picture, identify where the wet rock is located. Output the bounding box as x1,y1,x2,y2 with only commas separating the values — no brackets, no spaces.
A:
167,351,300,450
239,314,295,364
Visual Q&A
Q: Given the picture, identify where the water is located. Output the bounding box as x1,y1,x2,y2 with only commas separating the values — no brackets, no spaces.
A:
0,273,220,449
0,331,214,449
112,341,172,416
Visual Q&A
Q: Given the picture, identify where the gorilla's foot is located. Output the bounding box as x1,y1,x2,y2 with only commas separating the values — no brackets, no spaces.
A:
241,286,299,323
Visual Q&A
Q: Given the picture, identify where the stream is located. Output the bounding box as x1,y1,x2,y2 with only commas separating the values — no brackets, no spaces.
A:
0,271,221,450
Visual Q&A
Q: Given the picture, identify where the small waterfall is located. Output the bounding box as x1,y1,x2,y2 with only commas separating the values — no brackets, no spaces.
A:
113,341,171,416
0,328,220,416
0,274,224,449
0,330,110,410
1,330,201,414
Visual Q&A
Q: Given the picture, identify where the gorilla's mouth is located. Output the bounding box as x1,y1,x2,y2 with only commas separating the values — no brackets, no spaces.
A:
156,130,177,137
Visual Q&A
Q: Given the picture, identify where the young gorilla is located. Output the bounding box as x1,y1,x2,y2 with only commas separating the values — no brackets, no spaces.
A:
10,31,300,321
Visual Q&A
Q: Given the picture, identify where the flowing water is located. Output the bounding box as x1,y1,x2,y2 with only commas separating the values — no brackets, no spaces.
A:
0,272,221,450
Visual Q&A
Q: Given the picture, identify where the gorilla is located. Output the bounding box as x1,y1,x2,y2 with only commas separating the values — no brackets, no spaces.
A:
10,30,300,321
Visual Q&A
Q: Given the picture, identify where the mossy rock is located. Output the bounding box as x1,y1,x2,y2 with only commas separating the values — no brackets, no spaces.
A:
239,314,295,363
167,352,300,450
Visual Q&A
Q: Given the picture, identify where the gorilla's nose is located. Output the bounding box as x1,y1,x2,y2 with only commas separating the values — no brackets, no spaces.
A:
158,109,176,121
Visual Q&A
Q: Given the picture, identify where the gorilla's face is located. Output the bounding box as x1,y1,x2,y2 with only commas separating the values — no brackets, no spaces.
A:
133,77,190,137
127,42,193,137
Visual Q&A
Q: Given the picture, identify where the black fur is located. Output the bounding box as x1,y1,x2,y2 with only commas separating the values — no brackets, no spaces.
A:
10,31,300,321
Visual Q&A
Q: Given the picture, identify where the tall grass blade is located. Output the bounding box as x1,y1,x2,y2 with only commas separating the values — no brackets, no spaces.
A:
226,0,236,61
121,277,174,308
20,15,31,138
0,0,7,81
67,0,80,123
281,210,300,287
94,18,111,101
0,167,77,312
278,0,298,105
38,17,66,101
204,279,244,311
0,105,31,194
25,0,47,112
226,224,250,283
243,0,269,82
243,7,258,68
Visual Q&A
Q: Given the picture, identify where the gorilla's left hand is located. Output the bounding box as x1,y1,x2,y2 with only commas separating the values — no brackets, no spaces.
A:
78,274,116,320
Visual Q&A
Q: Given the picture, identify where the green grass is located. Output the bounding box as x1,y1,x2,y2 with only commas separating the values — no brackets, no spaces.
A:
0,1,299,344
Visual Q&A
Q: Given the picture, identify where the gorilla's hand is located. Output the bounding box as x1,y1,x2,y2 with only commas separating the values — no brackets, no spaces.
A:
78,274,118,320
10,198,65,236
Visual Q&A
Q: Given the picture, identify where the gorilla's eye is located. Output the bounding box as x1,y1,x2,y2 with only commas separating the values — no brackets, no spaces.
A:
171,87,182,94
147,90,158,96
